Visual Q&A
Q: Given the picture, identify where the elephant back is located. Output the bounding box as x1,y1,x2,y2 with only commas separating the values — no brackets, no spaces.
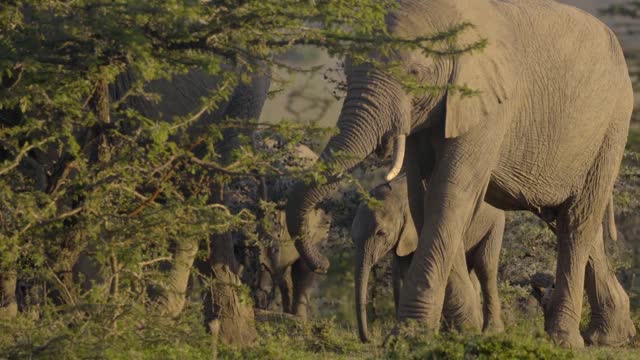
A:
259,139,319,205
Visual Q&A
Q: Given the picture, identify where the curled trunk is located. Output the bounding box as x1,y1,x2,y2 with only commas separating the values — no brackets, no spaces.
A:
286,97,385,273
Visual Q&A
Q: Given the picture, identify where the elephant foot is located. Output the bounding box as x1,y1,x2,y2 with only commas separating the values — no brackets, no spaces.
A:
483,317,505,334
292,303,309,321
442,315,482,333
442,291,483,333
382,324,401,348
0,302,18,320
584,317,636,347
584,275,636,347
383,320,433,348
546,327,585,349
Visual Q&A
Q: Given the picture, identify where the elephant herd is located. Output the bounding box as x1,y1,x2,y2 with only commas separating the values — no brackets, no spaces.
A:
280,0,637,349
2,0,637,350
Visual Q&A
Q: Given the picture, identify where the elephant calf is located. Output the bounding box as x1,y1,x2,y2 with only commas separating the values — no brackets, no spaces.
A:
255,207,331,320
254,142,332,320
352,176,505,342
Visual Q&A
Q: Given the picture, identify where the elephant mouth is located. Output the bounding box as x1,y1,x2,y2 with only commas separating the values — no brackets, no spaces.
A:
373,133,407,183
374,134,395,160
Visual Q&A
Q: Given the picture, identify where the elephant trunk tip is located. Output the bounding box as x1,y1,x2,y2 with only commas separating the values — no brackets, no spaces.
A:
357,305,370,343
296,239,330,274
356,263,372,345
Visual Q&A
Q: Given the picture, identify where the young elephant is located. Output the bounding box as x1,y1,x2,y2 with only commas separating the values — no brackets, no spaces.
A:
255,207,331,320
352,176,504,342
253,141,332,320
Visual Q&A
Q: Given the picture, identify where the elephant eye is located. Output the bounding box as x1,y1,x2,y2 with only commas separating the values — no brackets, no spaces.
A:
408,64,424,77
376,229,387,237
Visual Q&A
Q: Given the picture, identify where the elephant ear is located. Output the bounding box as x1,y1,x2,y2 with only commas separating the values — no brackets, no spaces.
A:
395,217,419,257
444,36,512,138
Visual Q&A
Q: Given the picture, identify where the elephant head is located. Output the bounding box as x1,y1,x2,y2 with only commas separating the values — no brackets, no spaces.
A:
286,1,500,273
351,177,418,342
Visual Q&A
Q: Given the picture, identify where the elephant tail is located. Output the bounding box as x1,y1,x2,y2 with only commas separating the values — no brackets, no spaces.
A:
606,196,618,242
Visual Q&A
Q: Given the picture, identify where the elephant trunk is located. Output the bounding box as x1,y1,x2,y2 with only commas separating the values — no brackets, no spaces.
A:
355,258,373,343
286,94,387,273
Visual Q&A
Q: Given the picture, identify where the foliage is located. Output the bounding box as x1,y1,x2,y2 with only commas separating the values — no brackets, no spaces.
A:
3,294,640,359
0,0,477,278
0,0,485,356
1,0,639,358
0,303,213,359
384,323,574,360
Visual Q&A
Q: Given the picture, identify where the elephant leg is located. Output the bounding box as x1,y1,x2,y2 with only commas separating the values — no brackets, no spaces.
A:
291,260,316,320
275,267,293,314
584,225,635,346
441,243,483,333
392,254,413,314
398,127,500,328
473,215,505,334
0,272,18,319
546,130,626,349
547,209,602,348
159,238,199,317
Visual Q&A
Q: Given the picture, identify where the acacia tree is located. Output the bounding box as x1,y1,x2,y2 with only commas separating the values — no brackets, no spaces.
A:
0,0,480,350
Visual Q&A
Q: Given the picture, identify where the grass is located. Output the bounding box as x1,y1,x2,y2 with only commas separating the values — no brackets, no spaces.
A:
1,120,639,359
628,124,640,153
2,300,640,359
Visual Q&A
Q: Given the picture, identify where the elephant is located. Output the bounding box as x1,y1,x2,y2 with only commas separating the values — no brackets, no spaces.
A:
112,65,272,319
253,141,332,320
0,64,272,319
255,205,331,320
0,274,18,319
353,175,504,342
285,0,635,348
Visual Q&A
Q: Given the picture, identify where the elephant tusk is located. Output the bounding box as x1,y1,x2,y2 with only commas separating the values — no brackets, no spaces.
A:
385,135,406,182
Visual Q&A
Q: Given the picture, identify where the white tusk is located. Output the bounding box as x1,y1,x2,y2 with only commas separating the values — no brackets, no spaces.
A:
384,135,406,182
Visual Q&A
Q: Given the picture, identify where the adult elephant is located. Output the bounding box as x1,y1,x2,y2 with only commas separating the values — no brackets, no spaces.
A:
286,0,634,348
111,65,271,319
0,63,271,320
352,176,504,343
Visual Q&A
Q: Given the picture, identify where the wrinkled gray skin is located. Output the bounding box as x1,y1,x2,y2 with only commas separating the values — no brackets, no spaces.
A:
286,0,634,348
254,143,332,320
353,176,504,342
